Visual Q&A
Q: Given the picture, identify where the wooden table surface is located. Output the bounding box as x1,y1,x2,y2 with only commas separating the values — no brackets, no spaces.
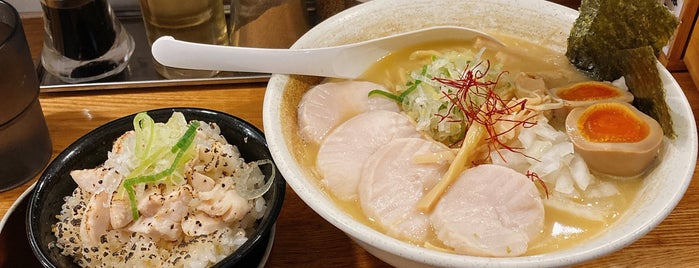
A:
3,12,699,267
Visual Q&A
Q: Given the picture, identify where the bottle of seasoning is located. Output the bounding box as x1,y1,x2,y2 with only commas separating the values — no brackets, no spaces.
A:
40,0,135,83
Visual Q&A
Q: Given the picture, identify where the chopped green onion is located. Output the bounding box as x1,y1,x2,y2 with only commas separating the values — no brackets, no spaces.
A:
398,80,421,102
368,89,400,102
367,79,423,104
123,120,201,220
134,113,156,159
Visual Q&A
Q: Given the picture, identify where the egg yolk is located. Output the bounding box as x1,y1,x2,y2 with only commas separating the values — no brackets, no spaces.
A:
577,103,649,143
557,82,622,101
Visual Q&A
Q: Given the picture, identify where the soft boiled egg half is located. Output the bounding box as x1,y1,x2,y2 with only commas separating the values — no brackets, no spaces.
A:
551,81,634,107
565,102,663,177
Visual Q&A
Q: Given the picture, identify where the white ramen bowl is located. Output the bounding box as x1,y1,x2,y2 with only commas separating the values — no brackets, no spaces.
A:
262,0,697,266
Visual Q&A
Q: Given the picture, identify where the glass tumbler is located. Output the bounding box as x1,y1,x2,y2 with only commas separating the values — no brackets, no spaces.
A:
39,0,135,83
0,0,53,192
139,0,229,79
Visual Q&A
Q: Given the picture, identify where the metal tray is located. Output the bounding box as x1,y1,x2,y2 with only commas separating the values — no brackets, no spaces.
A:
37,7,307,93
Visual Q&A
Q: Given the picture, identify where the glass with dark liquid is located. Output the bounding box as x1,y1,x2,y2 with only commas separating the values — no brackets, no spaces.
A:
0,1,52,192
40,0,135,83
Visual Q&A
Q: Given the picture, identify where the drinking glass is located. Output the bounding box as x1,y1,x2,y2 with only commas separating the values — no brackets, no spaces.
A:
139,0,230,79
0,0,52,192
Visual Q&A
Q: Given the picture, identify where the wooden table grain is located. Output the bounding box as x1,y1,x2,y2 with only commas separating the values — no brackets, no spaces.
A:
3,14,699,267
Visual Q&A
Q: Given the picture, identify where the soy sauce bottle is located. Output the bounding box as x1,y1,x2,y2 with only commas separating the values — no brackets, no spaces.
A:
39,0,134,83
41,0,115,60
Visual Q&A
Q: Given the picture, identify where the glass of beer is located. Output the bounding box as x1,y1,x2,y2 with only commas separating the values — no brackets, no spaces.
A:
0,0,52,192
39,0,135,83
139,0,230,79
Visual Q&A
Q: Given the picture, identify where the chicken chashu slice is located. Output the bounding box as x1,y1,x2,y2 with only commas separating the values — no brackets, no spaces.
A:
316,110,421,201
297,81,399,144
358,138,450,243
430,164,545,257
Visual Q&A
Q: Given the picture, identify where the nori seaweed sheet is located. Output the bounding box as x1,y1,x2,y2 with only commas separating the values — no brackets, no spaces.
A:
566,0,679,81
566,0,679,137
617,46,675,137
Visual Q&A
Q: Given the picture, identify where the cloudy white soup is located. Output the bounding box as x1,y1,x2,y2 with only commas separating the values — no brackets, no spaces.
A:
291,35,665,257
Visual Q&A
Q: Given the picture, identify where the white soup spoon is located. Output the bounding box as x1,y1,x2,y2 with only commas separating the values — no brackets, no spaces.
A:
150,26,504,79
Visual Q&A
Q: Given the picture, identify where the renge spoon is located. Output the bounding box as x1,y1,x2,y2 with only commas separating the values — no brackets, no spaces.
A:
150,26,505,79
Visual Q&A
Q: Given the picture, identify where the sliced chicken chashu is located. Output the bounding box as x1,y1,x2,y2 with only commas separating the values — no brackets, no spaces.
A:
128,187,193,241
358,138,450,243
79,191,111,245
297,81,400,144
316,110,422,201
429,164,545,257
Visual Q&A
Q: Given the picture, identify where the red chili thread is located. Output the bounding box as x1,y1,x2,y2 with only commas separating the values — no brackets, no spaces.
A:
526,170,550,199
432,60,538,162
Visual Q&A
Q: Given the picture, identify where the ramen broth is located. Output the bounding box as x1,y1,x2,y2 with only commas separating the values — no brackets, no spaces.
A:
296,37,645,255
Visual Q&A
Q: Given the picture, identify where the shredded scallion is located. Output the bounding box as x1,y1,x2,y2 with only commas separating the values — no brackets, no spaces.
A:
123,118,201,220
